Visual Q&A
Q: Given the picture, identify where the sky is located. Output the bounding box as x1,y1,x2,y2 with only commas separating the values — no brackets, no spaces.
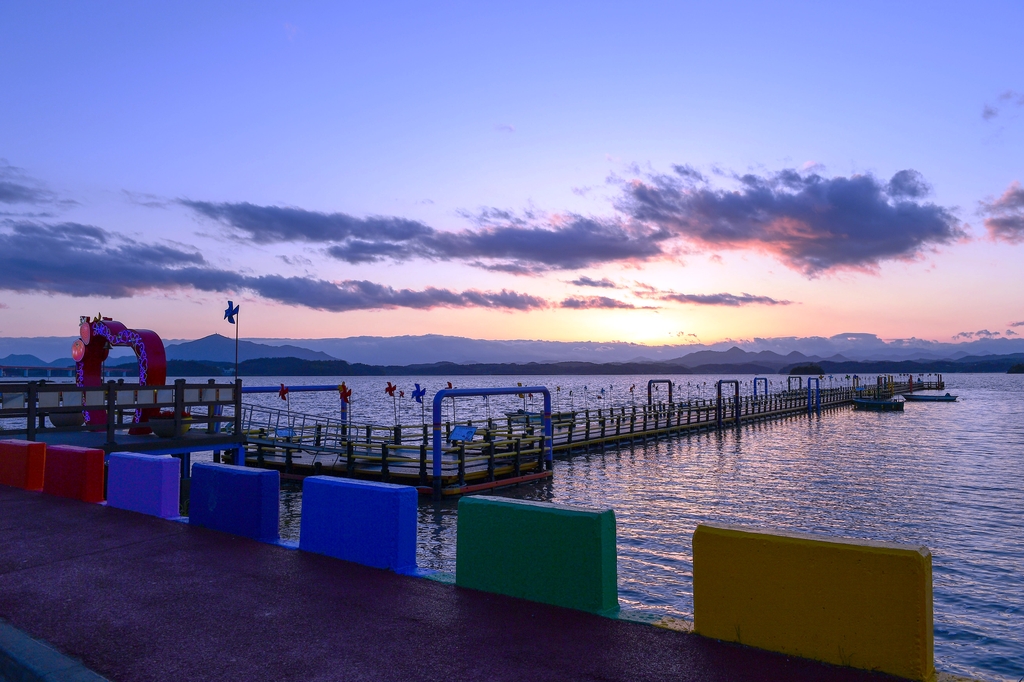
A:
1,1,1022,348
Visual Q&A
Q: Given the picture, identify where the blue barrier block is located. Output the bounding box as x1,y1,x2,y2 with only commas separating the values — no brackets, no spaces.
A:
299,477,417,572
189,463,279,542
106,452,180,519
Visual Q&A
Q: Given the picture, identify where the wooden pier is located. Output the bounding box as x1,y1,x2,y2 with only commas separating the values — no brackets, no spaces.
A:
237,375,943,496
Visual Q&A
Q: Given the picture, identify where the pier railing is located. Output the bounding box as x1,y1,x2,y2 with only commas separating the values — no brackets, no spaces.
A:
0,379,242,449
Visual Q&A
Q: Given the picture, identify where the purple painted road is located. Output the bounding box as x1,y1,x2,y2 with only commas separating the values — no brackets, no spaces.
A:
0,486,902,682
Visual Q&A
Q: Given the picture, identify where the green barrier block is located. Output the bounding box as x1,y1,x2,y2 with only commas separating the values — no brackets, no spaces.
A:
456,496,618,614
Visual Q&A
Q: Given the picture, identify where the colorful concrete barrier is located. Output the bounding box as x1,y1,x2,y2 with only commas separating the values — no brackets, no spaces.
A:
189,463,279,542
42,445,104,503
0,440,45,491
456,496,617,615
299,477,417,573
106,452,180,519
693,523,934,681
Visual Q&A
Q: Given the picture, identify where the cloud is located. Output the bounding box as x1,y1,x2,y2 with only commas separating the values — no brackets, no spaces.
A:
0,221,550,312
247,277,549,312
1007,329,1018,336
495,124,515,133
560,296,642,310
123,190,170,209
983,90,1024,120
570,276,619,289
182,200,433,245
657,292,790,306
0,161,74,208
953,329,1001,340
184,200,668,272
1010,321,1024,327
980,181,1024,243
631,282,791,306
617,166,964,274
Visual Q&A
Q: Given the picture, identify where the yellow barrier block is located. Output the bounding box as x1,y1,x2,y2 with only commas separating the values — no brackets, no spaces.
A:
693,523,933,681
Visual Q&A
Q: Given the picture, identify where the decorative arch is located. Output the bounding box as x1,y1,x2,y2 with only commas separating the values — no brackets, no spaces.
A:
72,317,167,426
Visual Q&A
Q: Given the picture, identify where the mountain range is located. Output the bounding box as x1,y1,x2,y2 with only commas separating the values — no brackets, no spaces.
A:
3,332,1024,371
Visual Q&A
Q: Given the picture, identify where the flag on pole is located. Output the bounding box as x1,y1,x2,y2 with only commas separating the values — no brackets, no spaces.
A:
224,301,239,323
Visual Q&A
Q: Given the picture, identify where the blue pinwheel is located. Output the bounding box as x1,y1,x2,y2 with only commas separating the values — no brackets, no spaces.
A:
224,300,240,379
412,383,427,423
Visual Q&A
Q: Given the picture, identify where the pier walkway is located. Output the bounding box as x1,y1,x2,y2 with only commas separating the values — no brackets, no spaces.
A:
0,485,903,682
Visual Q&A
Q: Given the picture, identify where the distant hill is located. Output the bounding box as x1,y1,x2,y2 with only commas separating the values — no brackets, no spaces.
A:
0,354,75,367
781,353,1024,375
165,334,338,363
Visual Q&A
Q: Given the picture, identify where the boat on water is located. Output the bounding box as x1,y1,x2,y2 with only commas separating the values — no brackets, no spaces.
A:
903,393,958,402
853,398,905,412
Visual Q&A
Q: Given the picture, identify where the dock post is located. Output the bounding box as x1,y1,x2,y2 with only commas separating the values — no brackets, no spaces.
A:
233,378,242,444
513,438,521,477
457,443,466,486
347,441,355,476
106,380,117,448
26,382,37,441
419,443,428,485
487,442,495,482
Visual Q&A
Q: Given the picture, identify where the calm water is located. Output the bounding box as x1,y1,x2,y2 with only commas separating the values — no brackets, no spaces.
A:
234,374,1022,681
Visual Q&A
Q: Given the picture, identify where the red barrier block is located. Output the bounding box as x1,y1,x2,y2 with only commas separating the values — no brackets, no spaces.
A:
42,445,105,503
0,439,46,491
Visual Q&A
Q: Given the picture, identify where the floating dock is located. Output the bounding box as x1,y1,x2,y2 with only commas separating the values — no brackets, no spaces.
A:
239,376,942,496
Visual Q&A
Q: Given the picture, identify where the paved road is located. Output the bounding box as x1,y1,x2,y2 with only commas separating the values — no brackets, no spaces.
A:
0,486,901,681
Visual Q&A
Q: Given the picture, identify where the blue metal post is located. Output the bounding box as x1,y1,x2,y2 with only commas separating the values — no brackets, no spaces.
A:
753,377,768,397
432,386,551,501
647,379,673,406
806,378,820,416
716,380,740,430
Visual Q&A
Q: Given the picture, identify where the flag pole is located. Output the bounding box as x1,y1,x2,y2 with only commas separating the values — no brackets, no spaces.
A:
234,309,239,381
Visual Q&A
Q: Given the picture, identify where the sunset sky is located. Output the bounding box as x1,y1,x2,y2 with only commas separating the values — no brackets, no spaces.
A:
1,2,1022,346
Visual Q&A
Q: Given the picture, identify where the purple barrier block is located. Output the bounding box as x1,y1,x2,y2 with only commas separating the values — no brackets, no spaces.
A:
189,462,279,543
106,452,181,519
299,477,417,573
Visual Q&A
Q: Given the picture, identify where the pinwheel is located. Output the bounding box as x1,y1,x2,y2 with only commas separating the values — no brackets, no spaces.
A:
223,301,239,324
385,382,398,425
279,383,291,423
412,384,427,423
338,382,352,425
224,300,240,379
